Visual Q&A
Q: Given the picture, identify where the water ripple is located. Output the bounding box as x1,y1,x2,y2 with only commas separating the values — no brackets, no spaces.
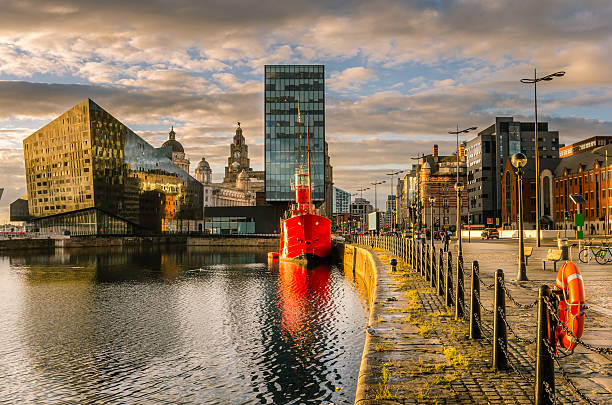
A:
0,247,366,404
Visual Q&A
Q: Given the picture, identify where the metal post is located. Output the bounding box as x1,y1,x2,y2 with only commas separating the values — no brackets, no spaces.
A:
534,70,541,248
455,254,465,320
493,269,508,370
421,238,426,276
445,251,453,307
535,285,555,405
517,163,528,281
469,261,481,339
438,248,444,296
430,246,436,288
426,244,431,281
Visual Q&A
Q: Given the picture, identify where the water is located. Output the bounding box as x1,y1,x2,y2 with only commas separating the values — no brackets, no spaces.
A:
0,246,367,404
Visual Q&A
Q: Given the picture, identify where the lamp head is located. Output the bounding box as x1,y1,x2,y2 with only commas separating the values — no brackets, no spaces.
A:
454,182,464,192
429,196,436,204
511,152,528,168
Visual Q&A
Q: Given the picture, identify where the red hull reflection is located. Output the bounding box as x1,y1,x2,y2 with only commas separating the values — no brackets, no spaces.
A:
276,261,331,339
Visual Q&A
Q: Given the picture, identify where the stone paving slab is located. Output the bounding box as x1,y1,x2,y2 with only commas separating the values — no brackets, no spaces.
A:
354,240,611,404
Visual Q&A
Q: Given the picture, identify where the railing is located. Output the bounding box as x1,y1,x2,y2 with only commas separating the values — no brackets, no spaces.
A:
355,234,610,405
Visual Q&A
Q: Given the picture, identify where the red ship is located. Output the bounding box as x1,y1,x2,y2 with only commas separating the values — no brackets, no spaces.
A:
278,108,331,264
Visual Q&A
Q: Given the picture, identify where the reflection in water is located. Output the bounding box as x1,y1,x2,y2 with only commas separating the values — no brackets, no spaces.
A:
0,247,366,404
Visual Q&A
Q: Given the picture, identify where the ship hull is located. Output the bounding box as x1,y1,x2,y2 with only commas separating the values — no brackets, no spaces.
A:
280,213,331,264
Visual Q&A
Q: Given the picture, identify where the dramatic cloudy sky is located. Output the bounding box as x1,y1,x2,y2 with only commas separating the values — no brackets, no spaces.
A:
1,0,612,219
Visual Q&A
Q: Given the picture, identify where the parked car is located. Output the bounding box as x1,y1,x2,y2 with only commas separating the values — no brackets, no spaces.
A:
481,228,500,239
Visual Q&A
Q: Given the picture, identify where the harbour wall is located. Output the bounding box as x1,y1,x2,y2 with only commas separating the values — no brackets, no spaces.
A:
0,236,279,251
340,244,380,404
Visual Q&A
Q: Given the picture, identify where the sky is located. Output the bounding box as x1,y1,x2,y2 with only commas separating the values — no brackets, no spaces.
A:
1,0,612,220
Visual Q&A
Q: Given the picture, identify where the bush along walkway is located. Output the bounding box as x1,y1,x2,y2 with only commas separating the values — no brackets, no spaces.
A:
355,245,587,404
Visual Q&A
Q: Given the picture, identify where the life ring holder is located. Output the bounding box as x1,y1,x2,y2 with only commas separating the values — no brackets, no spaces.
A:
553,261,586,353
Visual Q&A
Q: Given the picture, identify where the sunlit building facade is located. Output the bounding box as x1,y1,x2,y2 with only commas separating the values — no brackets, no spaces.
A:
264,65,325,204
23,99,203,235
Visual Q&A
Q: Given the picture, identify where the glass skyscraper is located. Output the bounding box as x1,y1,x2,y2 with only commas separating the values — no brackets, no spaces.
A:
264,65,325,203
23,99,202,234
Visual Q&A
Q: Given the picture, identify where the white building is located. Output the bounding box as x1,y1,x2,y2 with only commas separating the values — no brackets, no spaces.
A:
333,187,351,214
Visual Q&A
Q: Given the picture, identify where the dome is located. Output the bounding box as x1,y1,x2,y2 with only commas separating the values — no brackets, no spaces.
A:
423,161,431,169
162,139,184,153
196,157,211,171
162,126,184,153
231,161,240,170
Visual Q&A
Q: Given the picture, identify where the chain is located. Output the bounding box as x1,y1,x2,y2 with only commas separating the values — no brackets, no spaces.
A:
498,276,538,309
474,289,494,314
497,337,534,383
542,381,558,405
497,306,536,344
542,336,598,405
479,277,496,290
473,312,492,341
544,297,612,355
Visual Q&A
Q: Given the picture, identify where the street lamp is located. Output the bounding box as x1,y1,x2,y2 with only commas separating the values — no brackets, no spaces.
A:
521,70,565,247
454,181,465,257
386,170,404,232
512,152,528,281
429,196,436,253
371,180,386,212
592,146,609,238
448,125,477,248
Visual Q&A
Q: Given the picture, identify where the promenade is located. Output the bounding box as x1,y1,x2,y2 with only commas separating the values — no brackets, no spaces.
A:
352,237,611,404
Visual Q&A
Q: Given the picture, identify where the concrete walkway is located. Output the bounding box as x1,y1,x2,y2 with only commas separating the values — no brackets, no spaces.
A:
355,242,610,404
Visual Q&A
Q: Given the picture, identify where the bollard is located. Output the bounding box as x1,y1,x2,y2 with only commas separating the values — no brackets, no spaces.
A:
535,285,555,405
390,258,397,272
493,269,508,370
445,251,454,307
469,261,482,339
430,247,436,288
438,248,444,296
455,254,465,320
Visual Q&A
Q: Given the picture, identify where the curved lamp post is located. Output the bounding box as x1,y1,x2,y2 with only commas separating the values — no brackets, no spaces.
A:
429,196,436,253
521,70,565,247
512,152,528,281
371,180,386,212
454,181,465,257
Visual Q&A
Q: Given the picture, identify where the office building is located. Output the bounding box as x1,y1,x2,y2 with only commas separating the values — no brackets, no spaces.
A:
264,65,325,207
559,136,612,158
22,99,203,235
466,117,560,226
333,186,351,214
420,145,467,231
385,195,397,230
350,197,374,231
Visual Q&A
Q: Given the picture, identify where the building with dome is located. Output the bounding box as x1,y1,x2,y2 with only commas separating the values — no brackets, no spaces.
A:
161,127,190,173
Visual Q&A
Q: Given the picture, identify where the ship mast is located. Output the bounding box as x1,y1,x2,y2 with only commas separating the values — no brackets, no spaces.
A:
306,107,313,213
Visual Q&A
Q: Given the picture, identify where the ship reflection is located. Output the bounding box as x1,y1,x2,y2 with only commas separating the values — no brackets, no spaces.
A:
276,261,332,341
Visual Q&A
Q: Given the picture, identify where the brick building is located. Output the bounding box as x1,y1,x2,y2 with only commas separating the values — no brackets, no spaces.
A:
553,144,612,234
420,145,467,231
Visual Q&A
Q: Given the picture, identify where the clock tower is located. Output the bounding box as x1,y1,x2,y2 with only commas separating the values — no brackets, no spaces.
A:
223,122,251,183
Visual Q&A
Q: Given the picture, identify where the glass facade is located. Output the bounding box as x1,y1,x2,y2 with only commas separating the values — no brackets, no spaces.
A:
23,99,203,234
203,216,256,235
265,65,325,202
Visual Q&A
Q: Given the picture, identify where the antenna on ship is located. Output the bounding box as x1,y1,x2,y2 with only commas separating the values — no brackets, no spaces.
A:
297,96,303,168
306,106,313,213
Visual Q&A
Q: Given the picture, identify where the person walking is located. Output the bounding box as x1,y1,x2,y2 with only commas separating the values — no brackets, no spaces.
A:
442,230,449,252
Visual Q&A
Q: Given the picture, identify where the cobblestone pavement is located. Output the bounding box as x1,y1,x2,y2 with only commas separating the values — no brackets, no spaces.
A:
356,241,610,404
457,239,612,405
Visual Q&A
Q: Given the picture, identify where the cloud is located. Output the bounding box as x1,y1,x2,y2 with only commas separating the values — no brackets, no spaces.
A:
329,67,376,92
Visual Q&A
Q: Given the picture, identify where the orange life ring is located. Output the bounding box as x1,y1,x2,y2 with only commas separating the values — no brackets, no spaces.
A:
554,261,586,351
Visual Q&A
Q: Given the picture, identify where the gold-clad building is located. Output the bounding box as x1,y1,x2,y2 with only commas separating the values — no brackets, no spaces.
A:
23,99,203,235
